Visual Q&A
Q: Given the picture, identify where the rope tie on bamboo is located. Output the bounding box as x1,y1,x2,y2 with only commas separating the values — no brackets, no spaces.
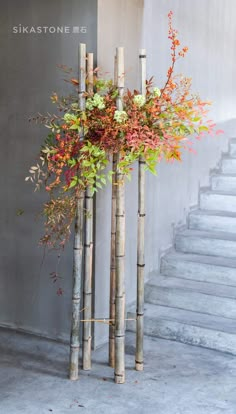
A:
139,213,146,217
80,318,135,324
137,264,145,268
139,54,146,58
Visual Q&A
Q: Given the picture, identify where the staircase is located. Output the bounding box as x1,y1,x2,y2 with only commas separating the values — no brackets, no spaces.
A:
128,138,236,355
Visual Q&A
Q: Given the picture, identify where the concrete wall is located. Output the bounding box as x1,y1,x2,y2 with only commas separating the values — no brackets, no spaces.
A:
0,0,97,341
94,0,236,347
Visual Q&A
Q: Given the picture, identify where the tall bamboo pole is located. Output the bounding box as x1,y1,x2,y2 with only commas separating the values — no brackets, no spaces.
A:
135,48,146,372
69,43,86,380
82,52,94,371
114,46,126,384
109,53,118,368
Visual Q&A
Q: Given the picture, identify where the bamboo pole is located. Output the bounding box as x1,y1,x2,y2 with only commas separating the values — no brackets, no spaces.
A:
135,49,147,372
82,52,94,371
87,53,94,95
109,54,118,368
114,46,126,384
109,153,117,367
82,187,93,370
69,43,86,380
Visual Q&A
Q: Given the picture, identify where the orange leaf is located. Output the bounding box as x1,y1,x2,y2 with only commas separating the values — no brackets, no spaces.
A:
70,78,79,85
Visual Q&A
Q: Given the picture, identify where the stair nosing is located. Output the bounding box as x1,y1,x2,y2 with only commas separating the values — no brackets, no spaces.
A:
201,189,236,196
189,209,236,218
211,173,236,178
162,250,236,268
147,276,236,300
129,303,236,335
176,228,236,241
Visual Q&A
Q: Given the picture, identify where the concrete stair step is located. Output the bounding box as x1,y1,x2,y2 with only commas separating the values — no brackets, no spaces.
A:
161,251,236,286
200,190,236,212
222,157,236,173
175,229,236,258
130,139,236,356
127,303,236,355
211,174,236,191
230,139,236,157
144,275,236,319
189,209,236,233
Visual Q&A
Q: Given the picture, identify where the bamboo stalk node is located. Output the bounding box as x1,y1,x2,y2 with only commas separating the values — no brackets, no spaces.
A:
70,344,80,349
135,361,144,371
71,297,80,303
115,373,125,384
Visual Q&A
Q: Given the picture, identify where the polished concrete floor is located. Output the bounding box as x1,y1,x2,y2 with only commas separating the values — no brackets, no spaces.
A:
0,328,235,414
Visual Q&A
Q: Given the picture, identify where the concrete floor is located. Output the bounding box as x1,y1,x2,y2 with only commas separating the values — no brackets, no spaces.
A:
0,328,236,414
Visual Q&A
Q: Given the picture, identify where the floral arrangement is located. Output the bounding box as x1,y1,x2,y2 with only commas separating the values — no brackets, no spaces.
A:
26,11,221,249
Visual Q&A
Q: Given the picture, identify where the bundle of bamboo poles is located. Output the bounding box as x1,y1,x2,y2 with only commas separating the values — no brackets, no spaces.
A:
69,43,147,384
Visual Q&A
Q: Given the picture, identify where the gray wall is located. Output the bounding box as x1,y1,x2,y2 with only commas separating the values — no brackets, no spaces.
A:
0,0,97,341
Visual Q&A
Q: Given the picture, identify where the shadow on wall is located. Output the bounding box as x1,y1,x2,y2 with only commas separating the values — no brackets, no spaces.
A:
145,117,236,279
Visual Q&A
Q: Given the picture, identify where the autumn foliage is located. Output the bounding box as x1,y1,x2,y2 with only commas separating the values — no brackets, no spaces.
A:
27,12,221,248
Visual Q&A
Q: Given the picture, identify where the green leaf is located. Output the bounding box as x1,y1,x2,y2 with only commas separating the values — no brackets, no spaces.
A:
199,125,209,132
100,177,106,185
96,182,102,189
16,209,24,216
69,177,78,188
69,124,80,130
